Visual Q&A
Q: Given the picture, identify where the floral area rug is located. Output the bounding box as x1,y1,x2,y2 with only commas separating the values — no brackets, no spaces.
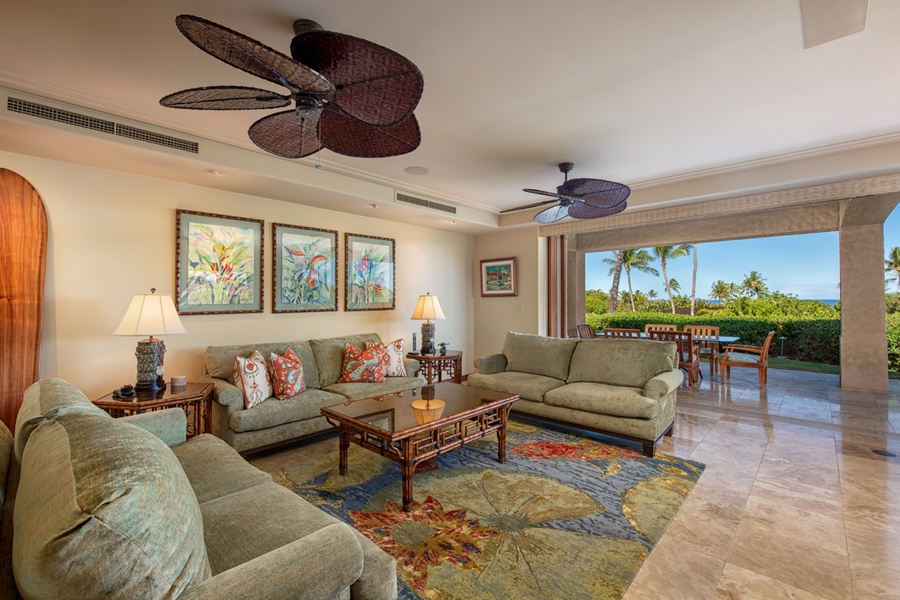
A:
272,421,705,600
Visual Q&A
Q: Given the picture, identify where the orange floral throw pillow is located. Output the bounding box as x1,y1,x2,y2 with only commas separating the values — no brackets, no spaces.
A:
365,339,407,377
339,342,384,383
233,350,272,409
269,347,306,400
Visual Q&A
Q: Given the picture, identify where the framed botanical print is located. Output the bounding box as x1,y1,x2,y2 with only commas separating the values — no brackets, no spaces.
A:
273,223,338,313
345,233,395,311
176,209,263,314
480,257,518,297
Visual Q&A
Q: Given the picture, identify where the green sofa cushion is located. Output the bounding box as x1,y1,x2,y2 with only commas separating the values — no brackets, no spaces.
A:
544,382,659,419
14,411,210,598
15,378,109,463
310,333,383,387
502,332,578,381
171,434,272,504
467,371,564,402
204,341,321,389
567,339,676,388
323,376,423,401
228,389,345,433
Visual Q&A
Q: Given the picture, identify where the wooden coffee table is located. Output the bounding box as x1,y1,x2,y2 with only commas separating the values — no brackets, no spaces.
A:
321,382,519,511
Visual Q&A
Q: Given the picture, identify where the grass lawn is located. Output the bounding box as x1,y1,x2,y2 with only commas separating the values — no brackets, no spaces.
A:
769,357,900,380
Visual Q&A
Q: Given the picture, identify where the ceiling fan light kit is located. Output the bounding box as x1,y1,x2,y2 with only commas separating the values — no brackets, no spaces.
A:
160,15,424,159
502,162,631,223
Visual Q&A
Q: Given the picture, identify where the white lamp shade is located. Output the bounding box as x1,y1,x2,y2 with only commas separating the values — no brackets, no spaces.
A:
411,293,446,321
113,293,187,336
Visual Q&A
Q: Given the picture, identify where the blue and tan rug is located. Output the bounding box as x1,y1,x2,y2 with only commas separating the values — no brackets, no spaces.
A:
273,421,704,599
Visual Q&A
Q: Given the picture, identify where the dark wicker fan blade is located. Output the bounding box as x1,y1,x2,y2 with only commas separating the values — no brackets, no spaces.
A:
568,199,628,219
562,178,632,208
499,198,560,213
160,86,291,110
534,204,572,224
321,111,420,158
248,110,323,158
175,15,334,94
523,188,561,199
291,31,423,126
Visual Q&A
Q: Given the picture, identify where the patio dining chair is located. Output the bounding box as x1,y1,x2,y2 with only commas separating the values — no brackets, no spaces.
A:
683,324,721,378
644,323,677,333
720,331,776,387
600,328,642,338
647,330,701,387
576,324,595,339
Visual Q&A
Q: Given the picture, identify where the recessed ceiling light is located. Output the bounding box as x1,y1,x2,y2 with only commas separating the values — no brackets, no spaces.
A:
404,166,429,176
204,169,222,176
368,203,379,209
448,220,457,225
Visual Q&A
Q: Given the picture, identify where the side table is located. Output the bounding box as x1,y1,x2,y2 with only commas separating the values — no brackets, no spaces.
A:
93,382,213,438
407,350,463,385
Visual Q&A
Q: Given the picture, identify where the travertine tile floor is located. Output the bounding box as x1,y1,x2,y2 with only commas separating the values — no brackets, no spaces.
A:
251,367,900,600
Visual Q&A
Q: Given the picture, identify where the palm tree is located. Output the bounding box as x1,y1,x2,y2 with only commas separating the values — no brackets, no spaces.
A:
668,278,681,295
886,247,900,291
613,249,658,311
740,271,768,298
709,280,733,305
603,250,625,313
653,245,690,314
690,243,698,316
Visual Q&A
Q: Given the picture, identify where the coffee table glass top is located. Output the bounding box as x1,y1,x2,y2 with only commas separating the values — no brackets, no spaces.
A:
322,382,516,436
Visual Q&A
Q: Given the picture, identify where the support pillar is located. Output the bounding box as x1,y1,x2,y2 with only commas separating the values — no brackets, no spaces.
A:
839,222,889,392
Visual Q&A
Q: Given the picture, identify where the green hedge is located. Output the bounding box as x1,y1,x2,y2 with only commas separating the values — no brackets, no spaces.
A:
584,311,900,372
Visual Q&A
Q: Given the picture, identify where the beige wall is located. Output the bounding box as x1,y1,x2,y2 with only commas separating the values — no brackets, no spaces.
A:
472,228,545,363
1,150,475,400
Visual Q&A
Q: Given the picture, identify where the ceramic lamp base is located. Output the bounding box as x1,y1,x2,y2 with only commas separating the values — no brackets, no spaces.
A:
420,321,436,355
134,338,165,392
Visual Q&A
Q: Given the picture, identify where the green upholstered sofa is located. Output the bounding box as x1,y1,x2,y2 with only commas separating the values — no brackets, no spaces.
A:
0,378,397,600
202,333,422,454
467,332,682,457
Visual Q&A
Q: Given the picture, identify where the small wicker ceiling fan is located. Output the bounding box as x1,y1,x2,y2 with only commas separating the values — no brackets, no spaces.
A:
502,162,631,223
160,15,424,159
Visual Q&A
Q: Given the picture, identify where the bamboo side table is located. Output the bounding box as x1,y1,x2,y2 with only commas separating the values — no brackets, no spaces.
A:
93,382,213,438
406,351,463,384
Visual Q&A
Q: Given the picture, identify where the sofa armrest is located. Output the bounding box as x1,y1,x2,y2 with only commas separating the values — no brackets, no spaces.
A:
403,358,421,378
178,523,364,600
643,369,684,400
201,376,245,411
473,353,507,375
121,408,187,447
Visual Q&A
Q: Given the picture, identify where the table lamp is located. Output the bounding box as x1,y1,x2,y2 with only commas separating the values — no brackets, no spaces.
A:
411,292,445,355
113,288,187,392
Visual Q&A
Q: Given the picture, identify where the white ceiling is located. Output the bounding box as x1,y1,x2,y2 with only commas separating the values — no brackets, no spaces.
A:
2,0,900,233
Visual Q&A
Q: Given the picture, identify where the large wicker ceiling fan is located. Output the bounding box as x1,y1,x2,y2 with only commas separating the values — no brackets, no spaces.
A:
160,15,423,159
501,162,631,223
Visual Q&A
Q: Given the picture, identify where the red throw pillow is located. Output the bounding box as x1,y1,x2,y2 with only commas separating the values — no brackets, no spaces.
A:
365,339,407,377
269,347,306,400
339,342,384,383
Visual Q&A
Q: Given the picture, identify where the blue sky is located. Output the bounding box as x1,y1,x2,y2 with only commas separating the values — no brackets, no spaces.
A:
585,209,900,300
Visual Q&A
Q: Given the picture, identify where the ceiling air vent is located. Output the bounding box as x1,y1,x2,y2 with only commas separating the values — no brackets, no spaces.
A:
7,96,199,154
395,192,457,214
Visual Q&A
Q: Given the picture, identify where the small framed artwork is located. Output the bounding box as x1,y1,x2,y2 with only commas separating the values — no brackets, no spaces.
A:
273,223,338,313
176,210,263,314
480,257,518,297
345,233,395,311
